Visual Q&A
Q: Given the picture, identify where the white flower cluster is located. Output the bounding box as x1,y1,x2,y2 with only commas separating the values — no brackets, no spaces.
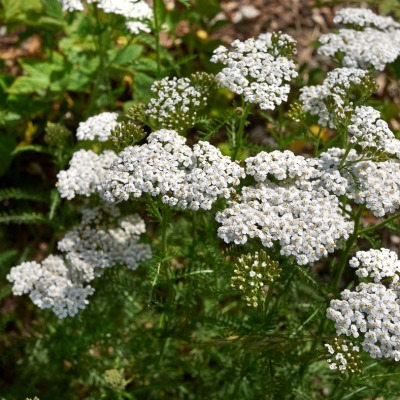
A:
348,106,400,155
103,129,245,210
325,338,361,373
211,35,298,110
216,182,353,265
334,8,400,30
58,204,152,276
318,148,400,217
7,256,95,319
57,0,153,35
318,28,400,71
326,282,400,361
76,112,119,142
350,248,400,283
146,76,210,128
7,205,152,318
126,21,151,34
246,149,349,197
57,149,118,200
299,68,371,129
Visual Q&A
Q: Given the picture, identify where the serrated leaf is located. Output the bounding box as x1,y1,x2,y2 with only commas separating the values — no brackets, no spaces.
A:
111,44,143,65
0,212,50,225
0,187,49,203
40,0,64,19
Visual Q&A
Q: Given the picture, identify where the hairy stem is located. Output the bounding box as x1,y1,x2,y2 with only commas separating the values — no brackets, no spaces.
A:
332,205,364,290
232,102,252,161
264,281,276,312
153,0,161,79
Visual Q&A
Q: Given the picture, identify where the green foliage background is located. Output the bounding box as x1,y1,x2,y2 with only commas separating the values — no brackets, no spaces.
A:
2,1,400,399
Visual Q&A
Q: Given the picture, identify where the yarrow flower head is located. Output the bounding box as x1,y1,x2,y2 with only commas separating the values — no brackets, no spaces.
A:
211,33,298,110
57,149,118,200
216,150,353,265
58,0,153,35
318,8,400,71
76,112,120,142
103,129,245,211
349,248,400,283
326,282,400,362
333,8,400,30
325,337,362,374
145,73,217,132
299,68,377,129
7,205,152,318
231,250,281,307
348,106,399,155
318,148,400,217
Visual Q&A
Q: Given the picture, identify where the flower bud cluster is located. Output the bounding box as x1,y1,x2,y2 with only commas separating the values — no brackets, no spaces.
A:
326,282,400,362
44,122,71,146
333,8,400,30
299,68,376,129
325,337,362,373
103,129,245,211
7,205,152,318
211,34,298,110
231,250,281,307
350,249,400,283
146,74,216,132
104,369,127,392
57,149,118,200
110,121,147,152
76,112,120,142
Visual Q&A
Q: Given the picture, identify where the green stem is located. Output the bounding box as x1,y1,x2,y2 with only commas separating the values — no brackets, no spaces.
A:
232,102,252,161
331,205,364,290
264,281,276,312
161,207,168,261
359,212,400,235
192,211,197,250
278,103,283,145
153,0,161,79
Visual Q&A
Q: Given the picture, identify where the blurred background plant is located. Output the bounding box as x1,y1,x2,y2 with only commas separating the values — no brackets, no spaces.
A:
2,1,400,399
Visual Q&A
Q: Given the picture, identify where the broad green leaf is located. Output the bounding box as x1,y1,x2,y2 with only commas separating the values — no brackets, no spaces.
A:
133,72,154,102
40,0,64,19
37,16,65,28
20,60,53,80
0,135,16,176
2,0,21,20
111,44,143,65
132,59,158,73
11,144,54,156
7,76,49,94
0,110,20,125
